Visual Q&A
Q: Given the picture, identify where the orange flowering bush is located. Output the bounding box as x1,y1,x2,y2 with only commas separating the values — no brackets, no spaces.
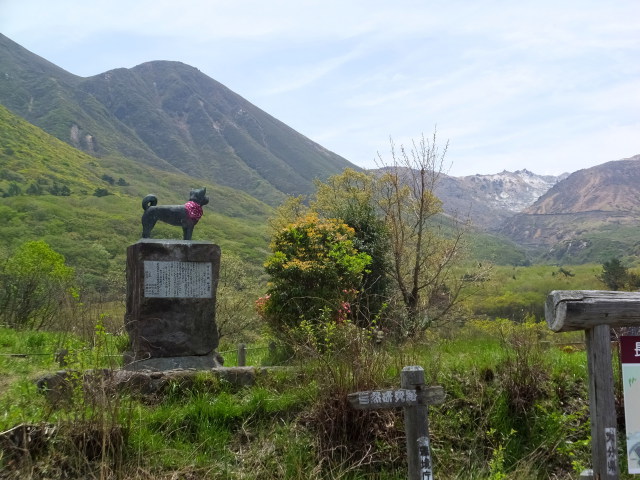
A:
258,214,371,340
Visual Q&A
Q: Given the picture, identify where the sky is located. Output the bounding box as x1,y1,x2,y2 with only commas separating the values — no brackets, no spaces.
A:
1,0,639,177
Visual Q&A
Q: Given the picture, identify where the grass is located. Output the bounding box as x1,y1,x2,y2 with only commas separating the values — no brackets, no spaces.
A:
1,318,633,479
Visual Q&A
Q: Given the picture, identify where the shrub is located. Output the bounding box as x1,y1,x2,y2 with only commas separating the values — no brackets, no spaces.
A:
0,240,76,329
258,213,371,345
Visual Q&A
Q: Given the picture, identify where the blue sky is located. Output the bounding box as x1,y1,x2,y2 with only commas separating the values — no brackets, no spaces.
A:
1,0,639,176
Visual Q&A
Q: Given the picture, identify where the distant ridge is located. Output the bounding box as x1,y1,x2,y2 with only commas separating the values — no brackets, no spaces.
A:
498,155,640,263
435,169,566,230
523,156,640,215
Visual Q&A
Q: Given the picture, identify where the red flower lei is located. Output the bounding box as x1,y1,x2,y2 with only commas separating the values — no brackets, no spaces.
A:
185,201,203,222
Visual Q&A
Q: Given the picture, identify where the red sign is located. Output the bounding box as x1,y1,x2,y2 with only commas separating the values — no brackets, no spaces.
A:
621,336,640,364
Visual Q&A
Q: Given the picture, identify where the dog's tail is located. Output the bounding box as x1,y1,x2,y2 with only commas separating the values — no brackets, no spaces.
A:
142,194,158,211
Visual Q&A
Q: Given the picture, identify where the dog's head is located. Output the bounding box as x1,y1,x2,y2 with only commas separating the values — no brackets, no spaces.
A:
189,187,209,206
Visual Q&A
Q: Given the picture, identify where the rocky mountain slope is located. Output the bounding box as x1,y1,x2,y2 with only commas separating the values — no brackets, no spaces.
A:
499,155,640,262
0,34,356,206
436,169,565,229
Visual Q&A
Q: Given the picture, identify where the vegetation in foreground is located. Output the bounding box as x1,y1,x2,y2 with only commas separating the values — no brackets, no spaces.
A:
0,319,610,480
3,130,640,479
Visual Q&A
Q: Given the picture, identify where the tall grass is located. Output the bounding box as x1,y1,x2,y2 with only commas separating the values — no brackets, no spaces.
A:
2,318,633,479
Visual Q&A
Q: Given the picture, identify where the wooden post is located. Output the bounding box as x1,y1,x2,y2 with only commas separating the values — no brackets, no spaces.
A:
237,343,246,367
401,366,433,480
585,325,618,480
348,366,444,480
544,290,640,479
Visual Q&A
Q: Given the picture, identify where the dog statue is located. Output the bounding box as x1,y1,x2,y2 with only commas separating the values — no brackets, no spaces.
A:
141,187,209,240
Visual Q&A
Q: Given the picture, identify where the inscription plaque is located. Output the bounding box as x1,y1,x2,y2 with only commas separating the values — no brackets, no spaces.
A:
144,260,212,298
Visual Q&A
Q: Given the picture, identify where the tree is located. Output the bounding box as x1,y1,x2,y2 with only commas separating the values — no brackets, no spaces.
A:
216,253,264,342
49,183,71,196
5,182,22,197
375,131,470,334
259,213,371,340
267,195,309,234
93,188,111,197
0,240,76,329
26,183,43,195
597,258,640,291
312,169,392,328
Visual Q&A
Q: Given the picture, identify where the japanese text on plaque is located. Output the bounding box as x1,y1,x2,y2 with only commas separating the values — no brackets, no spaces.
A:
144,261,212,298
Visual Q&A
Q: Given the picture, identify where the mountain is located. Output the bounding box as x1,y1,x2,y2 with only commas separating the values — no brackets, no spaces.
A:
436,169,565,230
498,155,640,263
4,34,640,267
0,102,272,288
0,34,356,206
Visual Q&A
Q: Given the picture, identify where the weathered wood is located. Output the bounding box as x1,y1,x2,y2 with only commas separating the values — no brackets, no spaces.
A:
545,289,633,477
347,386,445,410
585,325,619,479
237,343,246,367
401,366,434,480
348,366,441,480
545,290,640,332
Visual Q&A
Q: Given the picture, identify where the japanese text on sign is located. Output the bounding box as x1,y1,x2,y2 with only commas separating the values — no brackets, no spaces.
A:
356,388,418,407
144,261,212,298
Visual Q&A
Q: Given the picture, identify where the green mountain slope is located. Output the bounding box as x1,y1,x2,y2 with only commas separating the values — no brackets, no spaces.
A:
0,34,357,206
0,103,272,289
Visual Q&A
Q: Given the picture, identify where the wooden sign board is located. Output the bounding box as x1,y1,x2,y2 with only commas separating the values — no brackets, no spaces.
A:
348,386,445,410
348,367,444,480
544,290,640,479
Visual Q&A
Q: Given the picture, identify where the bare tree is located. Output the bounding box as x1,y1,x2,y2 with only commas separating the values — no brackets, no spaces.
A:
375,130,470,334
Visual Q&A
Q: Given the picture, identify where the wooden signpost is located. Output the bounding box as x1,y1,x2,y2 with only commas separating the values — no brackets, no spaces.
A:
348,366,445,480
546,290,640,480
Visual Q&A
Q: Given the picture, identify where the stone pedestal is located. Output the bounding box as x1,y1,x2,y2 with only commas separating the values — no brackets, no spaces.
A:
124,239,221,370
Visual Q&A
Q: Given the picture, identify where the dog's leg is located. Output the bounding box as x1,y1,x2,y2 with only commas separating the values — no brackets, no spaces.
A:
142,213,156,238
183,227,193,241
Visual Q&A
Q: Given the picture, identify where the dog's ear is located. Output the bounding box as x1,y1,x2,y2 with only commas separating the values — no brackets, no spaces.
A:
199,187,209,205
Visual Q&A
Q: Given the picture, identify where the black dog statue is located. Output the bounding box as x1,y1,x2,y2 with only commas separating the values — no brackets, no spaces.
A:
141,188,209,240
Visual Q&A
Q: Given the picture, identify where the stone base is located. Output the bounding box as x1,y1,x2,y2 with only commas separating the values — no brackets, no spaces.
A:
125,240,221,359
123,353,222,371
36,367,289,404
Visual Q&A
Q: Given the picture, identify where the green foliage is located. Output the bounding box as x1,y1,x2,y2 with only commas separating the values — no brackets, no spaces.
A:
215,252,265,343
92,187,112,197
469,231,531,266
466,264,603,321
260,213,371,342
417,320,592,479
0,240,76,329
0,319,620,479
313,168,392,329
597,257,640,291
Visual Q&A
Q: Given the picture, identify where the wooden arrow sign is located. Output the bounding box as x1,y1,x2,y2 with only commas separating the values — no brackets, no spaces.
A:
348,386,445,410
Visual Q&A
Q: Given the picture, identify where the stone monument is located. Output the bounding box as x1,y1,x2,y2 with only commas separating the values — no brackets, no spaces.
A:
123,239,221,370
